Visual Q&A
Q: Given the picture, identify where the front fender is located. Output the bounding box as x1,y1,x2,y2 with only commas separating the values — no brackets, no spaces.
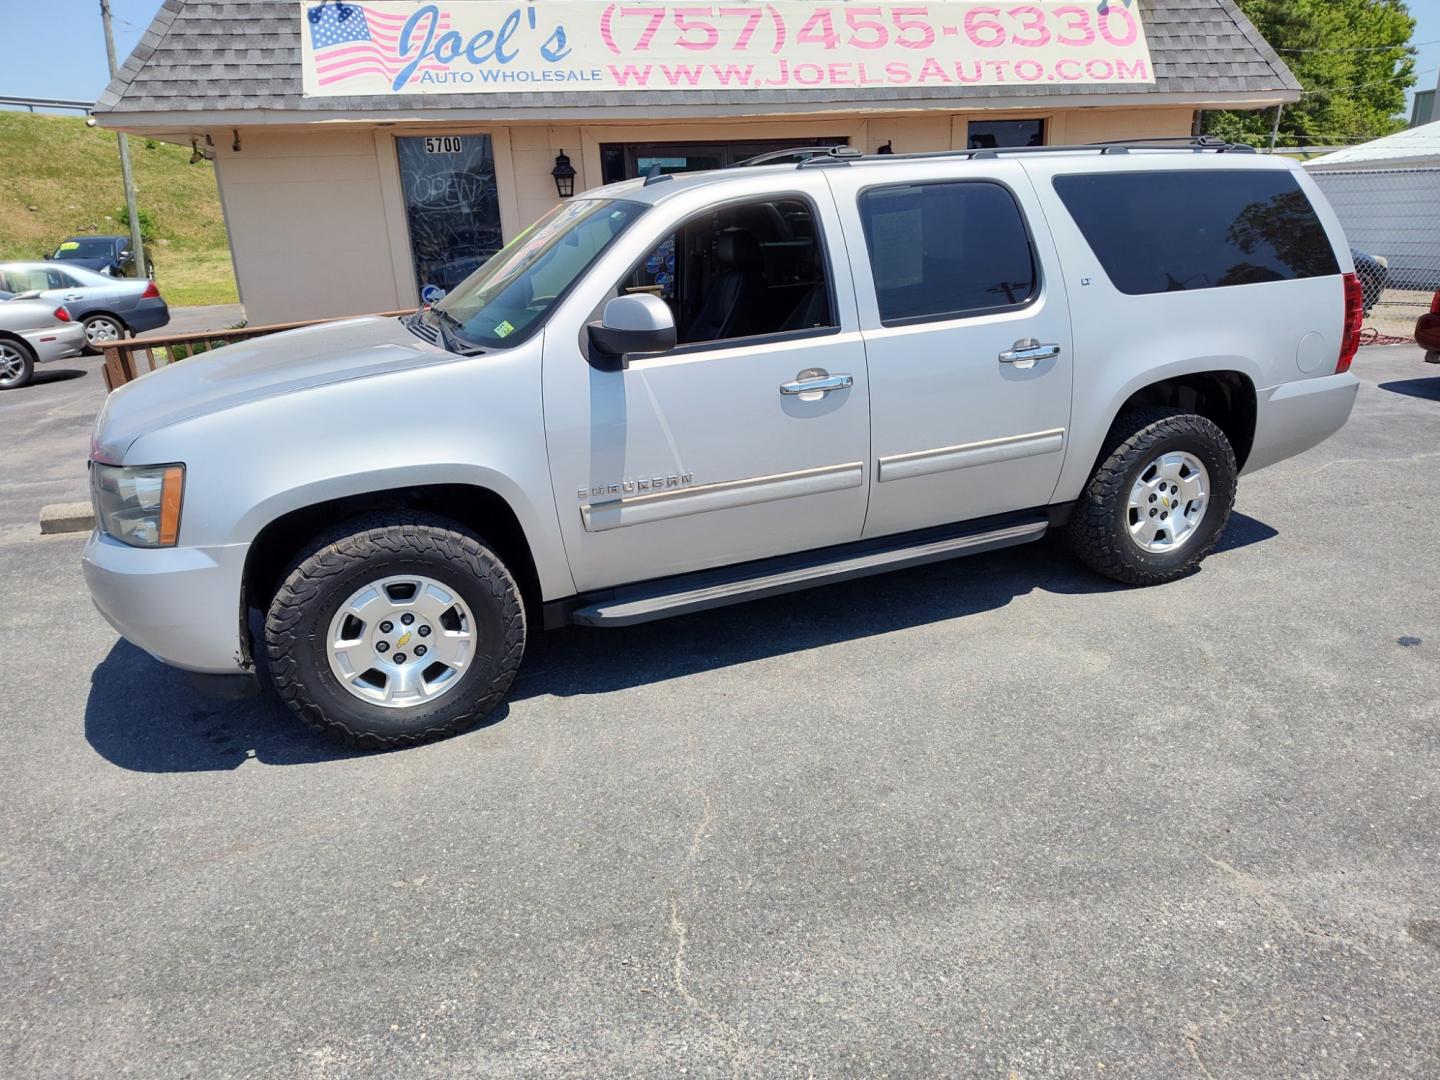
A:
122,348,577,600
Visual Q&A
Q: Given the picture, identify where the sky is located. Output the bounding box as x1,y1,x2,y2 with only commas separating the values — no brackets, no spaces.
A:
1,0,1437,121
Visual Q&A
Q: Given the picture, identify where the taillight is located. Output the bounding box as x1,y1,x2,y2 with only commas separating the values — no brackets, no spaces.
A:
1337,272,1363,374
53,306,71,322
1431,290,1440,316
141,281,160,300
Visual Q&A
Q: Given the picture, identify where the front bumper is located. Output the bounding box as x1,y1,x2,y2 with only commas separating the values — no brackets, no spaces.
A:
1243,372,1360,475
82,531,251,674
21,322,86,363
127,298,171,334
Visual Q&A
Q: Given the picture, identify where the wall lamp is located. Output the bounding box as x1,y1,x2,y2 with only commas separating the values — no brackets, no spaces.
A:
551,149,577,198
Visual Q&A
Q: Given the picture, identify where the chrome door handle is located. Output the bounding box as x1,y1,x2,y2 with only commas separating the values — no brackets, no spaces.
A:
64,294,83,302
999,339,1062,369
780,372,853,396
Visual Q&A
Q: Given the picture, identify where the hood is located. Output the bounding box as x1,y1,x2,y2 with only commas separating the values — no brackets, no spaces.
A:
58,256,115,272
94,315,454,462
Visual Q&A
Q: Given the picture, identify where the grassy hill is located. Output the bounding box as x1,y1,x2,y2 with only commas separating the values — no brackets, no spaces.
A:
0,111,237,307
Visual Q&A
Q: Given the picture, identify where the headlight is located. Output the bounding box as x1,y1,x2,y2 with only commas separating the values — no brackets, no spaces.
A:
91,463,185,547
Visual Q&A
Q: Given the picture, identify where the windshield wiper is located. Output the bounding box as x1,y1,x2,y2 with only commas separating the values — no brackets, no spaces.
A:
414,307,486,356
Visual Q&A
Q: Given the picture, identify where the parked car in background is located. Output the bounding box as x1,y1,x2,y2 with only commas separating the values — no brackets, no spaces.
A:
1417,291,1440,364
1351,248,1389,314
0,299,85,390
0,262,169,352
51,235,155,280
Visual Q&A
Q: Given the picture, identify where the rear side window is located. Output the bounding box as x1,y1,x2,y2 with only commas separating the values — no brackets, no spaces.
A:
858,181,1037,325
1053,169,1339,294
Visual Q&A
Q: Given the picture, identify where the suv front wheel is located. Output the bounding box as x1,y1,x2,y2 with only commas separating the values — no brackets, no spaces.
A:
1067,408,1238,586
264,515,526,749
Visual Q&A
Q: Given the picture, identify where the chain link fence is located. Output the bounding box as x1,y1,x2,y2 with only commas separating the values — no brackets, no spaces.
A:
1306,166,1440,342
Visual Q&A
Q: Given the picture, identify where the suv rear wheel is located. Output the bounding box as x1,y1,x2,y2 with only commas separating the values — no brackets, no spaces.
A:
1067,408,1238,586
264,515,526,749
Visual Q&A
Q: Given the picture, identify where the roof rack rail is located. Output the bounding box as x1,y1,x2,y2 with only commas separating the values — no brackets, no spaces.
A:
767,135,1255,169
735,145,863,167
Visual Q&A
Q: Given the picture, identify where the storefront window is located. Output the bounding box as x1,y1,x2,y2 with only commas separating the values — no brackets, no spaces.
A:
967,120,1046,149
396,135,503,305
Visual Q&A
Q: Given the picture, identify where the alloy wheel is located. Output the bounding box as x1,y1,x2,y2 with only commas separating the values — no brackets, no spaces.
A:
1126,450,1210,553
325,574,477,708
0,342,26,383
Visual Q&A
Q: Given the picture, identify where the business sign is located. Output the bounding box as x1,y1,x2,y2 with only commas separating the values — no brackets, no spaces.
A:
300,1,1154,96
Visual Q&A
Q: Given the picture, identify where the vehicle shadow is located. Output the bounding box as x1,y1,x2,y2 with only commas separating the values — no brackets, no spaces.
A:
1378,377,1440,402
84,513,1277,772
30,368,88,386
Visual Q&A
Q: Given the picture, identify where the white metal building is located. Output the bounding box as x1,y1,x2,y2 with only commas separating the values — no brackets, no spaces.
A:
1305,121,1440,296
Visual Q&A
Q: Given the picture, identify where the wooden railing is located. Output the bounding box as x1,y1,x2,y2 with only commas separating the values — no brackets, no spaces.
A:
99,310,416,391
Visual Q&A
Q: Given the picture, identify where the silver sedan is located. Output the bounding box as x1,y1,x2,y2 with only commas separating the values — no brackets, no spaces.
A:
0,298,87,390
0,262,170,353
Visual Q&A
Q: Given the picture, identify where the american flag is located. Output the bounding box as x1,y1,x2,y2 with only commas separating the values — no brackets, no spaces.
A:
307,3,450,88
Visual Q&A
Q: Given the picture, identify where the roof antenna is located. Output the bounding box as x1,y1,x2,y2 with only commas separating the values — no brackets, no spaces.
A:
877,140,894,155
645,162,662,180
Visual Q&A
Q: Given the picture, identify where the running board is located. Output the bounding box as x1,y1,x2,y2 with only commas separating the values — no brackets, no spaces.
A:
567,513,1049,628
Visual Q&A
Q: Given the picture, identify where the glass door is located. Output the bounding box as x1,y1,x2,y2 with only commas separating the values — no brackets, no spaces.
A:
396,134,502,304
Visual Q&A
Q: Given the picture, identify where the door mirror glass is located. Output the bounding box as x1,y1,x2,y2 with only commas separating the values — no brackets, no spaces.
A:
587,294,676,371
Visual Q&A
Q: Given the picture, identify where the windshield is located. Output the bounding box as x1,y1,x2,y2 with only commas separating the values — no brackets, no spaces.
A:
55,238,117,258
434,198,646,349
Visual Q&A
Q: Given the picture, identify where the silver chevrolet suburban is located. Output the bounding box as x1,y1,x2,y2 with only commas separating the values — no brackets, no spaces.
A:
83,139,1362,748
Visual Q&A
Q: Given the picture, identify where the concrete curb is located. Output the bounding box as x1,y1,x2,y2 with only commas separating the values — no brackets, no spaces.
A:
39,502,95,536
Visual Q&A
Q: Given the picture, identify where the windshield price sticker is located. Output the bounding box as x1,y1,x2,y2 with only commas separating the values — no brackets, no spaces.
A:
302,1,1154,96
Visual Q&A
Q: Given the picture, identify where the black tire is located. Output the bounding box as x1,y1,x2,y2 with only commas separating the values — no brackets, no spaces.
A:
1067,407,1237,586
82,314,127,356
0,337,36,390
264,514,526,749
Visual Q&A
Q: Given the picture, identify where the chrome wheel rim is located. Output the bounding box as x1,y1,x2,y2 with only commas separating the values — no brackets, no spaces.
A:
326,574,476,708
0,343,25,382
1127,450,1210,554
86,318,122,344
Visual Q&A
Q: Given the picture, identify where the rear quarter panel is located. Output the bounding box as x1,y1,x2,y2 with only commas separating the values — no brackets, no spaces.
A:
1021,154,1352,501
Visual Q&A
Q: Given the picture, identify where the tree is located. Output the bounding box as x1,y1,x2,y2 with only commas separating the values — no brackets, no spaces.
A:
1203,0,1417,147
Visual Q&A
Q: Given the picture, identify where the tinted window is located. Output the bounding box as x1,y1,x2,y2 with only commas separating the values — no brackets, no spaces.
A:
1053,170,1340,295
858,182,1037,324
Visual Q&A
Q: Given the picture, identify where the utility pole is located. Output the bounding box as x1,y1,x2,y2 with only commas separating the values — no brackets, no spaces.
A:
99,0,147,279
1269,103,1283,152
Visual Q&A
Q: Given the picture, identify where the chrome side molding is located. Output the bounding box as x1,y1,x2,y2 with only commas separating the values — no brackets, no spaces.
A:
877,428,1065,484
582,461,864,533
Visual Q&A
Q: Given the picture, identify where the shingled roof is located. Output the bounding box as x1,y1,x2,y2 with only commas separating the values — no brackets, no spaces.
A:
96,0,1300,118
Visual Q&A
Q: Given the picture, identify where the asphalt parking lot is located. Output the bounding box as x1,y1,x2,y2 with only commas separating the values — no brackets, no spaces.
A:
2,346,1437,1079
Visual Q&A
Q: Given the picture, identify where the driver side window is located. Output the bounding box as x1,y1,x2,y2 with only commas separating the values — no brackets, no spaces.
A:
621,196,836,347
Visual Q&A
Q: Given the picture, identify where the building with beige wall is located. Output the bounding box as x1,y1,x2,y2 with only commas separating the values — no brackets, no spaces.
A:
96,0,1299,325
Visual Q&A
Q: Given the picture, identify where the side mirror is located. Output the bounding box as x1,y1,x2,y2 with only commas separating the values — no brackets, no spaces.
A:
586,294,676,371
